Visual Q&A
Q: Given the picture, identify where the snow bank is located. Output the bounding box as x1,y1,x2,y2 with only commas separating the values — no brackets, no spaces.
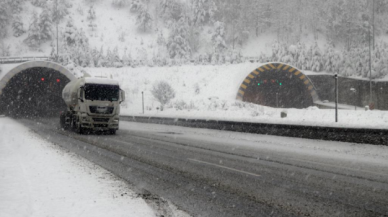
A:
0,117,155,217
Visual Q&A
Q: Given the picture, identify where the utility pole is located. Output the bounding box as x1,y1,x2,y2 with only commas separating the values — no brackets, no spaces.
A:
373,0,375,50
56,0,59,57
369,22,373,104
142,91,144,114
334,74,338,122
368,0,375,105
350,88,357,110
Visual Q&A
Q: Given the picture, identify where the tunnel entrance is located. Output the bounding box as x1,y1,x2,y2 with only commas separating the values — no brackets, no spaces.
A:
1,67,70,118
237,63,319,108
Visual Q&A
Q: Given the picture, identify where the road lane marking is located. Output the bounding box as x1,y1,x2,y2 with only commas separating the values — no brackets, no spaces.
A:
188,158,261,177
289,157,388,178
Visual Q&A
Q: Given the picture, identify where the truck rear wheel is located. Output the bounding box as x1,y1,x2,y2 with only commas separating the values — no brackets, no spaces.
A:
60,112,71,130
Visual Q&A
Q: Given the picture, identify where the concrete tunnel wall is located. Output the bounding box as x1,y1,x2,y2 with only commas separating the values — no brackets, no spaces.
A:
0,61,76,117
237,63,320,109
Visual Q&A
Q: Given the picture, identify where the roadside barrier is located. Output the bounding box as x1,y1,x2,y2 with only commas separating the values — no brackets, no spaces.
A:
121,116,387,145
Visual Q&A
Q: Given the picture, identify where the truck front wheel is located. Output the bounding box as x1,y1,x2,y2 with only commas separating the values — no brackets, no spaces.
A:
109,129,116,135
73,116,84,134
75,121,84,134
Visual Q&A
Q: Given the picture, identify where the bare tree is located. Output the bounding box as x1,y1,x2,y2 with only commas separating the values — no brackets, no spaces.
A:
151,81,175,111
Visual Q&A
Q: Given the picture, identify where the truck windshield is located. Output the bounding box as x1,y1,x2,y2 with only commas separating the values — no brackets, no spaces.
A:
84,84,119,101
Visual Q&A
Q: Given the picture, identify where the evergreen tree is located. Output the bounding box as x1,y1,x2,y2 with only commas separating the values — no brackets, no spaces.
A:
31,0,46,8
89,47,100,67
252,0,268,37
24,11,41,48
7,0,24,14
87,6,96,21
224,0,241,50
88,52,95,67
87,5,97,33
211,21,226,53
106,47,113,67
75,29,89,48
52,0,70,24
376,0,388,14
159,0,182,21
99,46,105,67
112,46,120,63
136,5,152,32
38,7,53,42
156,31,168,65
156,31,166,46
12,15,25,37
22,7,53,47
0,40,11,56
0,2,11,38
88,19,97,33
64,18,77,46
130,0,142,13
167,16,191,60
160,0,173,18
192,0,217,26
122,47,131,66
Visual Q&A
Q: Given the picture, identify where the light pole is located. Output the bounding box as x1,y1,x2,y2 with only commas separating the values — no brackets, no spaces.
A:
369,23,372,105
350,88,356,110
369,0,375,105
373,0,375,50
378,87,383,109
141,91,144,114
55,0,59,58
334,73,338,122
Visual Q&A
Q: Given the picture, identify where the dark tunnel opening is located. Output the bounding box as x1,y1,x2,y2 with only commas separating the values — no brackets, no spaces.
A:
243,69,313,109
1,67,70,118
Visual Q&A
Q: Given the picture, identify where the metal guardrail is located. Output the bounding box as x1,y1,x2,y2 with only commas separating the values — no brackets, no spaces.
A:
0,56,52,64
121,116,387,146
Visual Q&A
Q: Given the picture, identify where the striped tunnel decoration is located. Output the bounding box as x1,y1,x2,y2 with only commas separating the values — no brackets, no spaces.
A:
236,63,320,108
0,61,76,96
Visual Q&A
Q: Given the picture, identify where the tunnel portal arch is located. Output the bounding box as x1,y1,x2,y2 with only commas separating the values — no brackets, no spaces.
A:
0,61,76,117
237,63,320,108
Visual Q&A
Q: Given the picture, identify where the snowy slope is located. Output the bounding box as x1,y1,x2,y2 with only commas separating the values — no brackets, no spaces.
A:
69,0,157,59
3,0,158,58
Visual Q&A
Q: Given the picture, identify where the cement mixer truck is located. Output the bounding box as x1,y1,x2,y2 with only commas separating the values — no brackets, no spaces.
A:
60,77,125,134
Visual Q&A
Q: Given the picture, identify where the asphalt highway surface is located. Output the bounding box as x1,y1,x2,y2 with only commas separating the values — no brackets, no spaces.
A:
19,118,388,217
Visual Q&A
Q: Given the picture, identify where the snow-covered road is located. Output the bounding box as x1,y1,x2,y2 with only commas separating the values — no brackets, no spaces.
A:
3,115,388,216
0,116,156,217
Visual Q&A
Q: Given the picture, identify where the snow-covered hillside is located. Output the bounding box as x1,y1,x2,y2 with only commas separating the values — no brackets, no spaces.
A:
2,0,388,78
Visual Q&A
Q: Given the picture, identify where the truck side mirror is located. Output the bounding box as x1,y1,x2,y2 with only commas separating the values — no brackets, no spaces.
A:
79,87,85,103
120,90,125,103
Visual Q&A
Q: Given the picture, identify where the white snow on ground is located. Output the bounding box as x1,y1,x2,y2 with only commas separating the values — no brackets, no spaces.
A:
0,116,156,217
83,63,388,129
